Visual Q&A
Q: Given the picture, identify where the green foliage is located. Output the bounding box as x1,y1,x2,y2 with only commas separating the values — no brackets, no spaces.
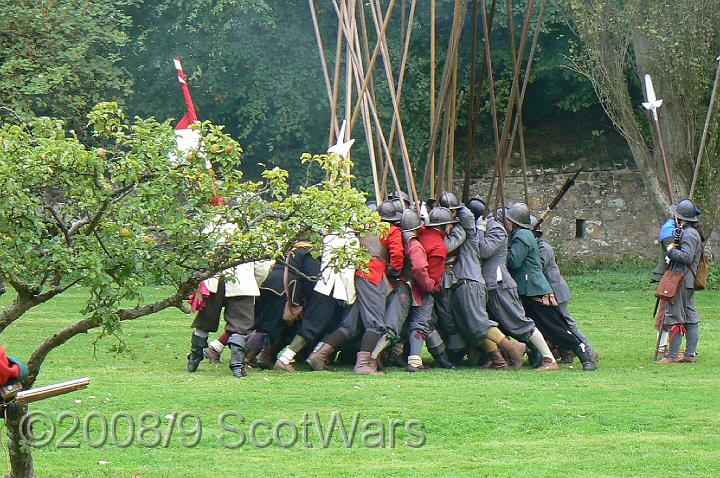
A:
0,102,379,336
0,1,136,130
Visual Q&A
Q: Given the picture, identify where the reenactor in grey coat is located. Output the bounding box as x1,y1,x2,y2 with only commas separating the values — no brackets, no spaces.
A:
656,199,704,364
531,216,596,362
438,193,526,369
469,199,558,370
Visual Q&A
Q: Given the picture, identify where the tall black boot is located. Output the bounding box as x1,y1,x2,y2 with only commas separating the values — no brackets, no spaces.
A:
428,346,456,369
228,334,248,378
187,334,207,372
426,330,455,369
574,345,598,371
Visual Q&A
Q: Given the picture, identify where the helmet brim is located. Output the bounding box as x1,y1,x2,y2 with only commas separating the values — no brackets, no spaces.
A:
380,211,403,222
507,216,531,229
402,224,423,232
426,218,459,227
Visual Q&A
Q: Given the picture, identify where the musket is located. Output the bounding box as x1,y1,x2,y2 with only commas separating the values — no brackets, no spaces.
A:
1,377,90,411
533,168,583,231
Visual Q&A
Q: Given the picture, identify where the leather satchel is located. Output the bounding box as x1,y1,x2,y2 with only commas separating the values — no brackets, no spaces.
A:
655,269,686,304
282,250,304,325
693,248,711,291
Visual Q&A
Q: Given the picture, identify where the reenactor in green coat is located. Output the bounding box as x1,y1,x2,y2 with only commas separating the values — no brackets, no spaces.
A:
504,203,597,371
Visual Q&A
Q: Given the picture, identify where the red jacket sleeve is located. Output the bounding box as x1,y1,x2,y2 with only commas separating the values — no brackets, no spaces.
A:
384,225,405,274
408,240,435,293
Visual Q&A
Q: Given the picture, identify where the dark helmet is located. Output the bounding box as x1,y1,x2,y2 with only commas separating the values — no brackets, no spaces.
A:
400,209,423,232
438,191,462,210
366,200,378,212
427,207,458,227
389,190,410,202
671,198,700,222
391,198,405,214
506,203,531,229
425,197,437,210
377,200,402,222
467,197,487,220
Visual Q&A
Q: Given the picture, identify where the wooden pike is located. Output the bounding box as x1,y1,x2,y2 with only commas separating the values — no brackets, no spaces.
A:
505,0,529,204
330,23,344,144
15,377,90,405
420,0,469,197
380,0,417,195
642,74,675,204
490,0,536,209
347,0,397,134
500,0,547,206
461,0,480,202
430,0,436,197
308,0,340,144
690,54,720,198
368,0,419,206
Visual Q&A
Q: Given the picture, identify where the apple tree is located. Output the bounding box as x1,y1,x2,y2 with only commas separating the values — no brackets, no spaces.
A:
0,102,379,478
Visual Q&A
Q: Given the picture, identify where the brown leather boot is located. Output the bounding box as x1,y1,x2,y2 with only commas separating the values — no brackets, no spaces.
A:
485,350,508,369
679,354,696,363
368,355,384,374
655,355,681,364
244,349,258,366
354,351,380,375
499,339,526,369
535,357,560,371
255,349,274,369
306,342,335,371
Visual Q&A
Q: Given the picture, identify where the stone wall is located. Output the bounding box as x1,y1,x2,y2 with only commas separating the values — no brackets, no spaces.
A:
464,161,663,260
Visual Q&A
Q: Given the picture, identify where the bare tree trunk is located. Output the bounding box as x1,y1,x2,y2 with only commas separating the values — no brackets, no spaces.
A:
4,403,35,478
632,29,693,197
593,32,669,218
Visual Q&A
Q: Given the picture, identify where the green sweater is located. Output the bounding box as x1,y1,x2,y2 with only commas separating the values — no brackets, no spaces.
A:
507,229,553,297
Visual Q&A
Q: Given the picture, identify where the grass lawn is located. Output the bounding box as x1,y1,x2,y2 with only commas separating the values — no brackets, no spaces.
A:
2,270,719,477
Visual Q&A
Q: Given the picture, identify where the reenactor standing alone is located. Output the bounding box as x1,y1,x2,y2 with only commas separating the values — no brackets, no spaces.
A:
656,199,704,364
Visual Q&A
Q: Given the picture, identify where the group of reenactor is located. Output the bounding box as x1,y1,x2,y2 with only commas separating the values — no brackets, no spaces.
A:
185,191,601,377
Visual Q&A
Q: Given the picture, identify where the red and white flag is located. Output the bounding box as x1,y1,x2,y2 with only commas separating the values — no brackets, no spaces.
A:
173,56,202,156
172,56,224,206
174,56,199,129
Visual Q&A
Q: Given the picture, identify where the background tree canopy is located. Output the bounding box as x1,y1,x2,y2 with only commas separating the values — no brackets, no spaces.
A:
5,0,717,208
1,0,627,193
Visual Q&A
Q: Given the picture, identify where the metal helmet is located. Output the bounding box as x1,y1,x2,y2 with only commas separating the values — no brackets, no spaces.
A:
391,198,405,214
389,190,410,202
438,191,462,210
467,197,487,220
671,198,700,222
400,209,423,232
377,200,402,222
506,203,532,229
427,206,458,227
425,197,437,210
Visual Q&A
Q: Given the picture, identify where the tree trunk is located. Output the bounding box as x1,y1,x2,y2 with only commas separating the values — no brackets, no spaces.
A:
632,29,693,197
4,403,35,478
592,30,669,219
